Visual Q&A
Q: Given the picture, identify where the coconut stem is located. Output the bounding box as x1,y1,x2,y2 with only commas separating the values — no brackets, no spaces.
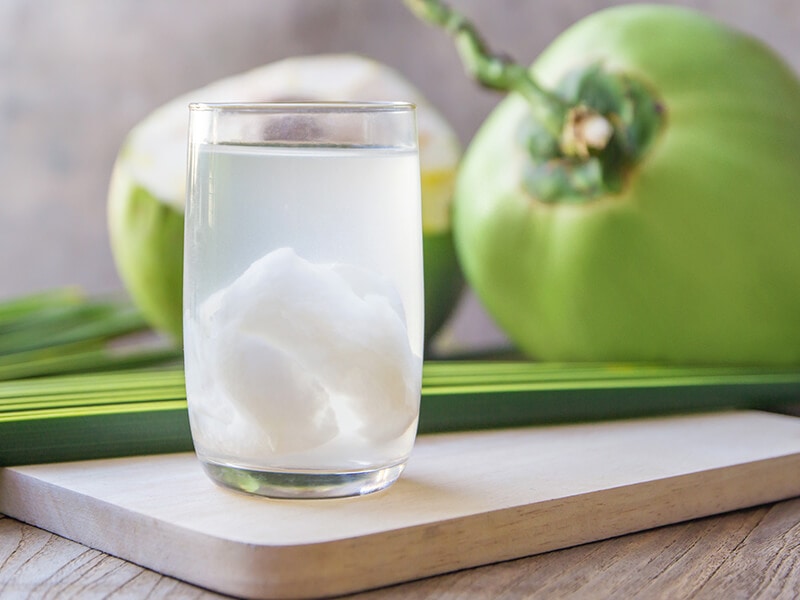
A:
406,0,665,203
405,0,568,138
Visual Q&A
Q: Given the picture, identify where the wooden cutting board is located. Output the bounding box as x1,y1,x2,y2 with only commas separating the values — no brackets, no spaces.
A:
2,410,800,599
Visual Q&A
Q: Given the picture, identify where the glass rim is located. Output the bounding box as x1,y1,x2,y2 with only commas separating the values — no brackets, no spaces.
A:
188,101,416,113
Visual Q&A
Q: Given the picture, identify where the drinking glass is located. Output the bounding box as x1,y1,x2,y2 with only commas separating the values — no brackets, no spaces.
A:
183,102,424,499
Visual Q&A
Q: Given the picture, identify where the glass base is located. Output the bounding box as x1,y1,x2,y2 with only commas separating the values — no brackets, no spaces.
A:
201,459,406,499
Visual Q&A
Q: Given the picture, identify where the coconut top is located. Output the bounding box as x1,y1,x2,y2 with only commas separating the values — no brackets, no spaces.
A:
120,54,461,215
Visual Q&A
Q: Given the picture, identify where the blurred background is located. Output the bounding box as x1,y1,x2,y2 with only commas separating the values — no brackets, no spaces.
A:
2,0,799,343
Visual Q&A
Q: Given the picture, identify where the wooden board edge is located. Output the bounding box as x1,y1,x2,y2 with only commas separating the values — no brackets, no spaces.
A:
262,452,800,598
3,451,800,599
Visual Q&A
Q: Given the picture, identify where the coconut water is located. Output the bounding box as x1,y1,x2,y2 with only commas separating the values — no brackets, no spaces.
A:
183,143,424,475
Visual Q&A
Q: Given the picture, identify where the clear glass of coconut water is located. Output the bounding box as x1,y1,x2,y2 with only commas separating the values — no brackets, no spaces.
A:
183,102,424,499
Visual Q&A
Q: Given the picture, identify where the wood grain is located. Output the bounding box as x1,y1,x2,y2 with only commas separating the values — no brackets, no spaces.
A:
0,514,220,599
353,498,800,599
2,499,799,599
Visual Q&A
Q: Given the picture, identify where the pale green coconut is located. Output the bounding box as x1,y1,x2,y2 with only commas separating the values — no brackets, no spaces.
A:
108,54,462,346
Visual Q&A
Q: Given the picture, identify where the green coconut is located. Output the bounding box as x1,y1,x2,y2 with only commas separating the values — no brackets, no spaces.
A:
410,2,800,364
108,54,462,346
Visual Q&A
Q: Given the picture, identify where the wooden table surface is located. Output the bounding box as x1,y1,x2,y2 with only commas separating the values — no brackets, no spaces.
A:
2,495,799,599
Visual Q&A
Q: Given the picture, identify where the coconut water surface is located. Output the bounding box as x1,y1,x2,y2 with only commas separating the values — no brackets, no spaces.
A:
184,143,424,474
